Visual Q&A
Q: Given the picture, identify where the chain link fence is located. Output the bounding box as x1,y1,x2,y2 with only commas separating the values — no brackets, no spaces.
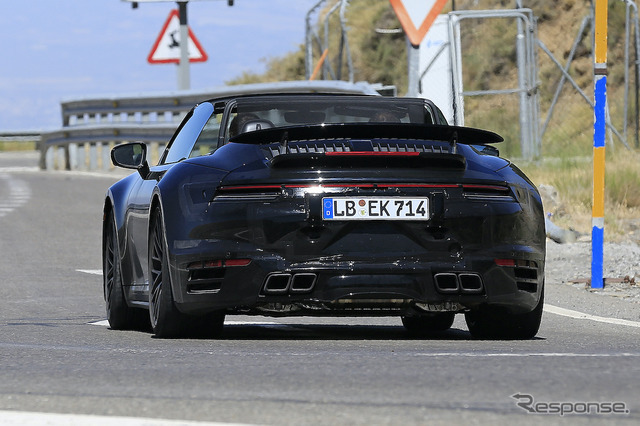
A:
455,0,638,159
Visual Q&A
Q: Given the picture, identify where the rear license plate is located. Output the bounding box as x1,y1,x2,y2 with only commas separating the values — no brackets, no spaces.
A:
322,197,429,221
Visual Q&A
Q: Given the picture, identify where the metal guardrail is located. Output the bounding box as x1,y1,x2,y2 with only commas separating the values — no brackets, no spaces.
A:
0,131,41,143
39,80,384,171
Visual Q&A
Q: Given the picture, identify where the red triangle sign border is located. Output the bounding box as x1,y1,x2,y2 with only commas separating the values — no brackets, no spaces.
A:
148,9,208,64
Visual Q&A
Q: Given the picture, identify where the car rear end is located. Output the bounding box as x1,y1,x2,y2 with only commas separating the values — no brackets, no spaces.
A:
168,131,545,320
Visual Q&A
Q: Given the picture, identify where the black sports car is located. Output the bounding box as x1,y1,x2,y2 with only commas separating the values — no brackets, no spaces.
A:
103,93,545,339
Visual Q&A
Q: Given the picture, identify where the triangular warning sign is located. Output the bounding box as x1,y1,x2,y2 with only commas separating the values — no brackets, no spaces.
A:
148,9,208,64
390,0,448,47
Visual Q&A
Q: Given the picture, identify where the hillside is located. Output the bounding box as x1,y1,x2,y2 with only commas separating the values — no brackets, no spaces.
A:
228,0,632,153
227,0,640,241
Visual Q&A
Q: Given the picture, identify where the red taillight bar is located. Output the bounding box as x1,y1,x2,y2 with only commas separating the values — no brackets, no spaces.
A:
219,183,468,191
324,151,421,157
218,184,282,191
463,184,510,192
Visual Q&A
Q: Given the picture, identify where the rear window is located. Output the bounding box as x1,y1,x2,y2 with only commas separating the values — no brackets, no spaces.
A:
225,97,435,140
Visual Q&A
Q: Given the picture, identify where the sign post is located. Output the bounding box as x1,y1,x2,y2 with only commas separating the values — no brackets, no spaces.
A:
592,0,608,289
389,0,448,96
147,6,208,90
122,1,228,90
177,2,190,90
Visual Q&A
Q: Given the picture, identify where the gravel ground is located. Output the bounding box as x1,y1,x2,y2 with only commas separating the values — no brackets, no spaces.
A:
546,239,640,303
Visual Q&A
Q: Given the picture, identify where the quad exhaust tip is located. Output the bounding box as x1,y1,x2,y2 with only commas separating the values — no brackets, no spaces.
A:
263,273,317,295
458,273,483,293
433,273,459,293
290,273,317,293
263,273,291,294
434,272,484,294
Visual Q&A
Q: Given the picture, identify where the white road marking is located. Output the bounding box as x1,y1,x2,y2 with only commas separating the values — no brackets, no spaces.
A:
0,411,255,426
77,269,103,275
225,320,282,326
0,166,39,173
88,319,283,328
0,173,31,218
544,304,640,328
413,352,640,358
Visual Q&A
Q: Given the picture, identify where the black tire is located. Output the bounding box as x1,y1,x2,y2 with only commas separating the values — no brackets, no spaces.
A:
104,211,147,330
191,312,226,339
402,312,455,336
148,206,190,338
465,289,544,340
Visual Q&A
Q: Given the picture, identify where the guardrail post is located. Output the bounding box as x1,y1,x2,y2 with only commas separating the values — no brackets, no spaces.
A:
80,143,88,170
68,143,78,170
89,143,97,170
55,146,64,170
45,146,54,170
102,142,111,171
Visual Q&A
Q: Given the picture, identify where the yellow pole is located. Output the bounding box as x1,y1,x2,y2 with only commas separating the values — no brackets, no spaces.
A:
592,0,608,289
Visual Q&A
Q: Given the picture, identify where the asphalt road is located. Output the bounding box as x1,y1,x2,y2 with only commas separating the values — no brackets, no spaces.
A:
0,152,639,425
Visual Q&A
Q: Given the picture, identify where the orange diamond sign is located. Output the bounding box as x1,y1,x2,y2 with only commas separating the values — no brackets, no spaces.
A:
390,0,448,46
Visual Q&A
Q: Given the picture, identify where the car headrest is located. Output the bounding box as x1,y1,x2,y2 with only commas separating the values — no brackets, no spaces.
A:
241,119,274,134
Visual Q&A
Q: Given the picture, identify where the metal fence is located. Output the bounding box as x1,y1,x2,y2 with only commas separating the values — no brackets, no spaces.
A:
536,0,639,155
38,80,382,171
449,8,541,160
453,0,639,158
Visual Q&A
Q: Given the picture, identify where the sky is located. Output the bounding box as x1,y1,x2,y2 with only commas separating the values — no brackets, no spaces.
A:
0,0,322,131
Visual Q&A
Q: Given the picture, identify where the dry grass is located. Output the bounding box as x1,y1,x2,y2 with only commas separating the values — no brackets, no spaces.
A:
520,149,640,241
0,141,37,151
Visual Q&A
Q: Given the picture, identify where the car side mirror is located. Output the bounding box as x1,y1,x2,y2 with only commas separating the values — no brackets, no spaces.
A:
111,142,150,178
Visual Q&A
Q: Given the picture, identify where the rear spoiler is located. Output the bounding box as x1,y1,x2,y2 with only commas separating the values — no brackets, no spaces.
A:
229,123,504,146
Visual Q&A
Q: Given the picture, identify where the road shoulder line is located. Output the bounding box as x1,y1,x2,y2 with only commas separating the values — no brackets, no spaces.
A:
544,304,640,328
0,411,254,426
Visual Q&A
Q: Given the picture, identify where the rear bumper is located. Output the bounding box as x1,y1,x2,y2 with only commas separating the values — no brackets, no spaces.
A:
165,181,545,317
168,245,544,317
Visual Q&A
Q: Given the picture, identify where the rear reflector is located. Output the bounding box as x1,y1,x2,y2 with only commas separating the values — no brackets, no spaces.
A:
494,258,516,267
494,259,538,268
224,259,252,267
188,259,251,269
